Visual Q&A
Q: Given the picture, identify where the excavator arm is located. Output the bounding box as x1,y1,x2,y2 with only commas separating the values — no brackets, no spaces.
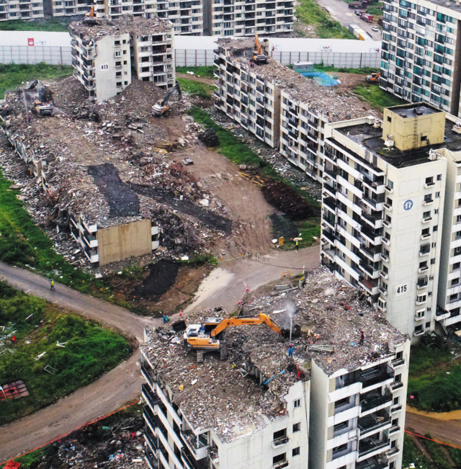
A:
255,33,262,55
210,313,282,337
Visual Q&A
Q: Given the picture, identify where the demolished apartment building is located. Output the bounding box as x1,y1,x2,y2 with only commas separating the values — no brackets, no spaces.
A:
141,267,409,469
214,38,376,184
0,77,231,267
70,16,175,103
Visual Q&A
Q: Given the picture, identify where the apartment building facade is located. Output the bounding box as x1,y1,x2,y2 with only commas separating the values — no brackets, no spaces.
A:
214,38,281,148
0,0,44,21
70,16,175,102
380,0,461,116
208,0,294,37
310,338,409,469
320,104,450,340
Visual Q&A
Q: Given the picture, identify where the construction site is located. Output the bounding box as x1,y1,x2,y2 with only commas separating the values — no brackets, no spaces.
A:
141,266,410,469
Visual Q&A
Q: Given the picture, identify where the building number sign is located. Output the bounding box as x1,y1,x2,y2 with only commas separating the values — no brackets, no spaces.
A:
403,200,413,211
396,284,408,295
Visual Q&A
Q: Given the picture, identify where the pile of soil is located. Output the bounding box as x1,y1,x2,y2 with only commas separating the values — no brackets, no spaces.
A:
262,181,320,220
130,260,180,300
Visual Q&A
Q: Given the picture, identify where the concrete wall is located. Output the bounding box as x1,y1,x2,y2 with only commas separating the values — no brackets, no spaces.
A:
97,219,152,266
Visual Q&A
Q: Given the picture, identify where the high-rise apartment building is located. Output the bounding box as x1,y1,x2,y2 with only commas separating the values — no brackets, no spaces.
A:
70,15,175,102
0,0,44,21
214,38,373,169
141,268,410,469
207,0,294,37
320,103,453,340
380,0,461,116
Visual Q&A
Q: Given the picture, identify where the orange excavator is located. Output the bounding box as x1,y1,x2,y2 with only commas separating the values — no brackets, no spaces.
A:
183,314,288,360
253,34,268,65
84,5,98,25
366,71,380,83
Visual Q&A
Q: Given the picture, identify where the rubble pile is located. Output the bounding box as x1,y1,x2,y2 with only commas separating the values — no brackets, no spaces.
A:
261,180,321,220
142,267,406,442
0,77,230,265
35,414,148,468
198,128,219,147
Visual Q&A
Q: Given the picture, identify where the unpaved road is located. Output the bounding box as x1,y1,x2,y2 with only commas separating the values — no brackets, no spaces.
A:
0,247,319,461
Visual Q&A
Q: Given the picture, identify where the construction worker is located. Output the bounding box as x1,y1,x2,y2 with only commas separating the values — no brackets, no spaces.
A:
288,344,294,358
50,279,55,291
360,330,364,345
200,322,206,335
162,313,168,324
295,239,299,251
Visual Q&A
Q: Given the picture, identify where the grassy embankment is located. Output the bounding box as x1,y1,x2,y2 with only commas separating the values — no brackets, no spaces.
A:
353,84,406,111
408,338,461,412
0,19,69,32
176,66,215,78
177,77,214,99
189,107,321,248
0,282,131,424
296,0,355,39
0,63,72,99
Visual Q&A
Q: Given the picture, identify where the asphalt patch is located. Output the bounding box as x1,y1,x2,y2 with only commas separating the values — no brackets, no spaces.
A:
88,163,139,217
131,260,180,300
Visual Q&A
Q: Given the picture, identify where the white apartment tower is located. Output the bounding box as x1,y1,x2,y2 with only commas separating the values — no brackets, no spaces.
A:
207,0,294,36
380,0,461,116
70,16,175,102
320,103,450,340
141,268,410,469
0,0,44,21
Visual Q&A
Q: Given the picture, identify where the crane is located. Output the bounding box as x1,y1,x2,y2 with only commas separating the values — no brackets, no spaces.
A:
183,314,288,361
253,34,268,65
152,81,182,117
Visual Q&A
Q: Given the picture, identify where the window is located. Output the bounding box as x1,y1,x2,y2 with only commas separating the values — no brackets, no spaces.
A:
293,423,301,433
437,174,442,181
334,397,349,409
431,258,436,265
387,116,392,122
433,226,438,232
333,443,348,455
424,194,433,203
436,192,440,198
423,211,431,218
393,397,399,405
435,209,439,214
432,242,437,248
294,399,301,408
425,176,434,185
273,453,287,465
334,421,348,433
273,429,287,442
455,247,461,255
422,228,430,236
293,447,300,456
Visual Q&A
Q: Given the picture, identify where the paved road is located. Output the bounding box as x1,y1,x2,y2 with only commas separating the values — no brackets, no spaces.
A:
314,0,382,41
406,409,461,448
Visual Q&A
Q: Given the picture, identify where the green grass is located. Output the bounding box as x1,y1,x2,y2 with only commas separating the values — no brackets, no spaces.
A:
176,66,214,78
367,6,383,16
296,0,355,39
408,342,461,412
0,282,131,424
0,63,72,99
353,84,406,111
0,19,69,32
402,435,432,469
177,77,214,99
1,448,46,468
281,219,321,250
424,435,453,469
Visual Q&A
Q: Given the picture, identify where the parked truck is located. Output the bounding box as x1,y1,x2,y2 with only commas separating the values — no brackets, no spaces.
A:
348,1,367,8
361,13,373,22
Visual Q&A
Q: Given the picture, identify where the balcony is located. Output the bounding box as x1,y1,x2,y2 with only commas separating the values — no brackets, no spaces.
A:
423,198,434,206
358,414,391,436
360,368,394,390
422,216,432,223
361,393,392,413
142,383,161,407
435,309,450,321
273,461,289,469
357,456,389,469
272,436,290,448
359,277,379,295
359,437,390,457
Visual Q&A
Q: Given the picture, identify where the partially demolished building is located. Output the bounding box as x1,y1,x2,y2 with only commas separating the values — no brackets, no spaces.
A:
141,267,410,469
70,16,175,103
214,38,376,183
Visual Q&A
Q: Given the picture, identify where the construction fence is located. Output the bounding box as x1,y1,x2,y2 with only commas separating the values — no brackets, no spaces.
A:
0,45,381,69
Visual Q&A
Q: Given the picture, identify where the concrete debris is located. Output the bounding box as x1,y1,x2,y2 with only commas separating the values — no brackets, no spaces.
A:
0,77,230,269
142,267,406,442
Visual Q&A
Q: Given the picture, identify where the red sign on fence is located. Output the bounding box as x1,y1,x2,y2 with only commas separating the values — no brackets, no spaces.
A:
27,38,34,46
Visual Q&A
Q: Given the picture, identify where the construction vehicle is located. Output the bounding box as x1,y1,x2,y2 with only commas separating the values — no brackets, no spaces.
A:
366,71,380,83
84,5,98,25
348,0,367,7
27,80,54,116
152,81,182,117
253,34,268,65
360,13,373,22
183,313,290,361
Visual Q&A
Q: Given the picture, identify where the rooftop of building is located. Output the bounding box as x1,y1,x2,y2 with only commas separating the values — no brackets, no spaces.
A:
387,103,442,119
427,0,461,14
216,38,378,122
142,267,405,441
333,111,461,168
69,15,173,42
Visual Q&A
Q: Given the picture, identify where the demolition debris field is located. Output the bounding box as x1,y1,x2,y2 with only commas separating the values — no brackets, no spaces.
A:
0,281,132,424
143,267,404,442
